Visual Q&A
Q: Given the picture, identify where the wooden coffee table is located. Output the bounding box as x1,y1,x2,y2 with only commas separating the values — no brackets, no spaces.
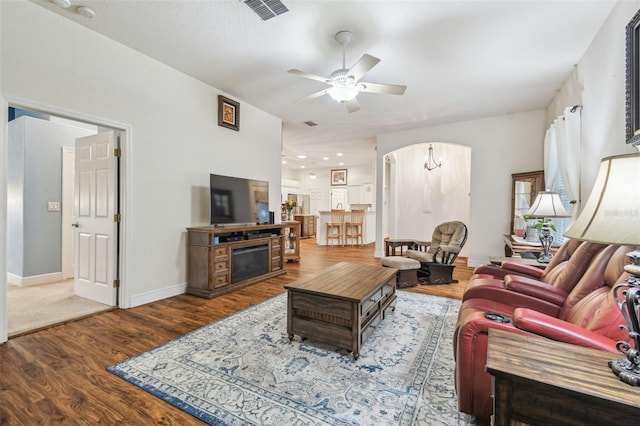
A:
285,262,397,360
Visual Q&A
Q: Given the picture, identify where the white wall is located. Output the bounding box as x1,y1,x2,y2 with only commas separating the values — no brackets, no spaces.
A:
376,110,546,265
548,1,640,206
0,0,283,334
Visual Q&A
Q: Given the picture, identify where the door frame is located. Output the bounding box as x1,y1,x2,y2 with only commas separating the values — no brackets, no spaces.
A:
1,96,131,344
61,146,75,280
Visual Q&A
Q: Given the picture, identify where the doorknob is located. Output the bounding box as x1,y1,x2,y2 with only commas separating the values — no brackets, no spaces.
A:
71,223,79,227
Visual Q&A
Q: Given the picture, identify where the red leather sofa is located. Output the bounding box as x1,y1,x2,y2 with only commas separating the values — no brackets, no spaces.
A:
453,244,633,421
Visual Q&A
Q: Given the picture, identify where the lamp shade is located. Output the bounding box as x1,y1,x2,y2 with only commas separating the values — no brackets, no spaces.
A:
327,86,358,102
525,191,571,218
564,153,640,246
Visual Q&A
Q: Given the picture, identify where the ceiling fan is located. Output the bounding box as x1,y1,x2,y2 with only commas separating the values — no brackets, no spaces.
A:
287,31,407,113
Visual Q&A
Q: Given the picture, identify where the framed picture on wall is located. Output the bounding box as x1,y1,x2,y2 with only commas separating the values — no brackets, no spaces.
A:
625,9,640,146
331,169,348,186
218,95,240,131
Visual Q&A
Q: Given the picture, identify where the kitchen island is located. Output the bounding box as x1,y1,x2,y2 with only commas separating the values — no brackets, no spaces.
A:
316,210,375,246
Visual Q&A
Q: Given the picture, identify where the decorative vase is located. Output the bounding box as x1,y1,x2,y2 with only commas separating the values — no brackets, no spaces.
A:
287,210,292,221
525,226,539,242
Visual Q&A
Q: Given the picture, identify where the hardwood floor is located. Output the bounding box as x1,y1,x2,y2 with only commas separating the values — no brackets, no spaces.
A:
0,239,473,425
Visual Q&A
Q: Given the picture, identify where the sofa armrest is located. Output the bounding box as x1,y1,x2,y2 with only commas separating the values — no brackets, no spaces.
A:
512,308,619,353
500,260,545,279
471,265,513,280
505,275,568,306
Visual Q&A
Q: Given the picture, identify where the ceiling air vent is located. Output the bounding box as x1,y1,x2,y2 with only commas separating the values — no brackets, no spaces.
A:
243,0,289,21
304,121,317,127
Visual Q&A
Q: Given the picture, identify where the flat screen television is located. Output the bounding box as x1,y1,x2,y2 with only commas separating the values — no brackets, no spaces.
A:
210,173,270,225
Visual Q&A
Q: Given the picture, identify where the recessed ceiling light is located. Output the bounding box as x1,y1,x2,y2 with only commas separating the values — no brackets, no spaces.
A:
339,162,344,166
296,154,307,159
323,157,329,161
337,152,343,157
51,0,72,8
282,160,287,164
300,165,305,169
76,5,96,18
309,173,317,179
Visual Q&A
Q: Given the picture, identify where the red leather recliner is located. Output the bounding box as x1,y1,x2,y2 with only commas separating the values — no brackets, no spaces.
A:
453,244,633,422
470,238,583,281
463,241,607,307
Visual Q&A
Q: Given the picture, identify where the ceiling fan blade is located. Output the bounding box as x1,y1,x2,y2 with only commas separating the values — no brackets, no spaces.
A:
296,88,329,103
346,54,380,82
358,82,407,96
344,98,360,113
287,69,330,84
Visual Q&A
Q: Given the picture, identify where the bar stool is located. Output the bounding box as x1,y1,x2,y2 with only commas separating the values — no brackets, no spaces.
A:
326,209,345,246
345,209,365,247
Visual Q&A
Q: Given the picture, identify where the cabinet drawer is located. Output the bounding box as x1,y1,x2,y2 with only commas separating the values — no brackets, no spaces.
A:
213,261,227,273
361,311,382,344
361,288,383,315
272,258,282,270
212,246,227,257
272,246,281,257
382,296,397,319
380,284,395,305
361,302,380,325
213,274,228,288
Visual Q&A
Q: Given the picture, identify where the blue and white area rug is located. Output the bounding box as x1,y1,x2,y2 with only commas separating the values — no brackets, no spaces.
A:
108,291,475,425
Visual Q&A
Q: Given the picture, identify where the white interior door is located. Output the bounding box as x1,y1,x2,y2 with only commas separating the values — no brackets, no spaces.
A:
74,132,118,306
309,189,325,215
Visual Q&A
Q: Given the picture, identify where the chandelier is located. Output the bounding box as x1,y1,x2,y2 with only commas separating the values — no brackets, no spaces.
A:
423,144,442,171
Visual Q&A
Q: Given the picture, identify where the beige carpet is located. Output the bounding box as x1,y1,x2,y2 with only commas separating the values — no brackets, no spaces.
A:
7,280,113,337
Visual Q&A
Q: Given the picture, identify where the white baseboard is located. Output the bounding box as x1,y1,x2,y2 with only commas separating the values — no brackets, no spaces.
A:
467,259,485,268
7,271,64,287
128,282,188,308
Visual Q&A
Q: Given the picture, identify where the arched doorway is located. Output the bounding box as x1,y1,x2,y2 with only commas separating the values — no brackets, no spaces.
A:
382,142,471,254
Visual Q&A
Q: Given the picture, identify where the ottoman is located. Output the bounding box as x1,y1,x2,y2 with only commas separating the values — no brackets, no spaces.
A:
380,256,420,288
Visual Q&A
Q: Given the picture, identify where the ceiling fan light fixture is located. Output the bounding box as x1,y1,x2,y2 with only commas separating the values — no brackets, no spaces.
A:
327,86,358,103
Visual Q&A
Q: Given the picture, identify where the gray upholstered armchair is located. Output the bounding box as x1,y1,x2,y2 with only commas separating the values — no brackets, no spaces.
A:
405,221,468,284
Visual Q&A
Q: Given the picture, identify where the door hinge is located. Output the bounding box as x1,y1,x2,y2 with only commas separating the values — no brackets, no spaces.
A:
113,279,120,288
114,148,121,157
114,214,121,223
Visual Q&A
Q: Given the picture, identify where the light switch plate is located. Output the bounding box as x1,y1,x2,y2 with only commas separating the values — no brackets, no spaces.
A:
48,202,60,212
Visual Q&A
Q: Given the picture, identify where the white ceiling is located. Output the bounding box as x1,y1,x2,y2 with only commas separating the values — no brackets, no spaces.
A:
32,0,616,171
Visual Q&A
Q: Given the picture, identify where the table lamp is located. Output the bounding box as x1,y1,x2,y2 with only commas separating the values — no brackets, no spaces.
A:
525,191,571,263
563,152,640,386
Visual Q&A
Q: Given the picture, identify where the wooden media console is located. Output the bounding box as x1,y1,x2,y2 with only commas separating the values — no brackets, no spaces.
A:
186,224,286,299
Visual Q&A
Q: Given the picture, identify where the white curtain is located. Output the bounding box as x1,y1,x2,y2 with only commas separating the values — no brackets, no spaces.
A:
544,126,558,189
544,106,581,219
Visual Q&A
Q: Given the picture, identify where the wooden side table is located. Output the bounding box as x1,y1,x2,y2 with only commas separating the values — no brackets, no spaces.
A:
486,329,640,425
503,234,559,258
384,238,416,256
488,256,547,270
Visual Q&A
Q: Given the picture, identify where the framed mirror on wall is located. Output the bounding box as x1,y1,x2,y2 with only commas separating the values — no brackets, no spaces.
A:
511,170,545,236
625,8,640,147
